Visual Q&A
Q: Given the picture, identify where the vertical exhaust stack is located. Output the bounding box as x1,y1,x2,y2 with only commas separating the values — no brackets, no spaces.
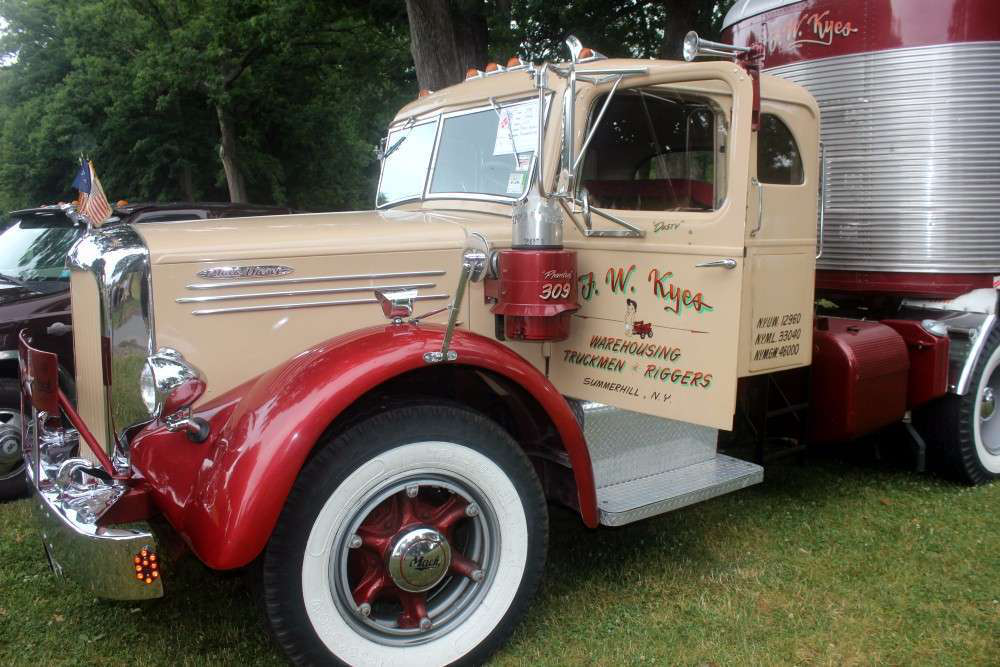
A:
489,60,578,342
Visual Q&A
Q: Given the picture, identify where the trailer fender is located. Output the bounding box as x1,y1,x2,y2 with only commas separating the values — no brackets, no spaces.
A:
133,324,596,570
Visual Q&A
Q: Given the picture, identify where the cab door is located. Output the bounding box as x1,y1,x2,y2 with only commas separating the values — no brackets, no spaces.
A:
548,67,753,430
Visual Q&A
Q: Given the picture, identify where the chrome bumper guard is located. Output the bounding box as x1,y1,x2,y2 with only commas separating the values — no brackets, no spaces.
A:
19,327,163,601
23,423,164,600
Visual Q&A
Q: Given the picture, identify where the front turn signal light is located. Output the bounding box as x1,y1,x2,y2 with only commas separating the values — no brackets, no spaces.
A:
133,547,160,585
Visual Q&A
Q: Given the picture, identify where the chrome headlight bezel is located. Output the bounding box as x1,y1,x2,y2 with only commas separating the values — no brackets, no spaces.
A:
140,348,202,420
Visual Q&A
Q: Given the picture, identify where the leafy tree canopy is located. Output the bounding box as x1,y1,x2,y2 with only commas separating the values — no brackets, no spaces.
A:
0,0,733,213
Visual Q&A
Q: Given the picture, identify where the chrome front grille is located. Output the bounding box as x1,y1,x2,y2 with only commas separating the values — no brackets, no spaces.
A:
769,41,1000,274
68,225,154,466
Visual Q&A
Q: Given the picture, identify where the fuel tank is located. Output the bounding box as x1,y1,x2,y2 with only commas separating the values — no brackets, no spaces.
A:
724,0,1000,290
810,317,909,443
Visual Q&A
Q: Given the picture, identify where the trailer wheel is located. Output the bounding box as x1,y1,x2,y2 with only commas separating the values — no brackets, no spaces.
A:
262,404,548,666
924,327,1000,484
0,378,26,502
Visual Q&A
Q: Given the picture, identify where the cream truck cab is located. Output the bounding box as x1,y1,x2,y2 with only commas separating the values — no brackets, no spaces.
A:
19,37,820,665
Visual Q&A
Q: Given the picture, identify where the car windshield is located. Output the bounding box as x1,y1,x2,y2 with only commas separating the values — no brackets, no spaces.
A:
376,97,539,206
0,218,80,285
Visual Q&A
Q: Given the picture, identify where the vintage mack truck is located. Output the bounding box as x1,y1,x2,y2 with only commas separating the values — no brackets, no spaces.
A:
15,21,995,667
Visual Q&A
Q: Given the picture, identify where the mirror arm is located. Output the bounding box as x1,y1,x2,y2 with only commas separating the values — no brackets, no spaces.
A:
557,194,645,238
572,74,625,174
589,205,644,236
558,196,591,236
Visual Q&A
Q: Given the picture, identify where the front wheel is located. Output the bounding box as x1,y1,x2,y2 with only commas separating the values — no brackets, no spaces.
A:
262,404,548,666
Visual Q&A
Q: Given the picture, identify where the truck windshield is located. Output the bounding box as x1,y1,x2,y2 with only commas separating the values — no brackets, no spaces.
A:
0,219,80,285
377,97,539,206
376,120,439,206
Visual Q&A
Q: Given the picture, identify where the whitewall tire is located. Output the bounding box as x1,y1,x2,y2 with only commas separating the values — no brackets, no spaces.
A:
262,404,548,666
922,326,1000,484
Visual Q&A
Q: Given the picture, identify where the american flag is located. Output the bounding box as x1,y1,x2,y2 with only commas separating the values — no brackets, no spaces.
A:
71,159,112,226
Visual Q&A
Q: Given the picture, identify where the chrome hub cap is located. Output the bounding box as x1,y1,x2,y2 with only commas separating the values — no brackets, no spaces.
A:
387,526,452,593
979,387,996,423
0,408,23,480
979,361,1000,457
330,474,498,646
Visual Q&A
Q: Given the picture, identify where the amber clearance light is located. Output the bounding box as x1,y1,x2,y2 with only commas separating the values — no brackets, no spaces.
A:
133,547,160,585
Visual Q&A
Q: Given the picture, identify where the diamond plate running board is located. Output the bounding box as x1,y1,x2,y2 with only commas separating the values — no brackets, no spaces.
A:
596,454,763,526
579,402,763,527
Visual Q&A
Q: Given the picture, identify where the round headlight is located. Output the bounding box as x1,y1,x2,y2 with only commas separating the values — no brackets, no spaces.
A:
140,348,204,422
140,360,158,417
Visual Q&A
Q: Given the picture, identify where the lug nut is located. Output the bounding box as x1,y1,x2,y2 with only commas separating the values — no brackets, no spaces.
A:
358,603,372,617
406,485,419,498
419,617,432,631
465,503,480,517
348,534,363,549
471,569,485,582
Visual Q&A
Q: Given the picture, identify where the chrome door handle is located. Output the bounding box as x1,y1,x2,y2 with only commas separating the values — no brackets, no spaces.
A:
750,176,763,237
695,259,737,269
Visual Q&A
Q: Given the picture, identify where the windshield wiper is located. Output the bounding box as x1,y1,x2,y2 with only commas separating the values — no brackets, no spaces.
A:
380,118,416,162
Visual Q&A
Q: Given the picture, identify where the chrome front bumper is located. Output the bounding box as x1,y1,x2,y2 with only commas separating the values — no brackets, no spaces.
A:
23,419,164,600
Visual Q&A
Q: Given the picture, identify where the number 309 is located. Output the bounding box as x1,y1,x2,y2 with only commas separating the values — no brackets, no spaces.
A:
539,283,571,300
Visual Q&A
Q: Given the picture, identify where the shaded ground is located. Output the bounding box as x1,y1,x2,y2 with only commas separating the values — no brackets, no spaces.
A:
1,450,997,666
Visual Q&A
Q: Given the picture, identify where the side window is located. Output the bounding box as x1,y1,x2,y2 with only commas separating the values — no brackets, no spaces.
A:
579,88,726,212
757,114,804,185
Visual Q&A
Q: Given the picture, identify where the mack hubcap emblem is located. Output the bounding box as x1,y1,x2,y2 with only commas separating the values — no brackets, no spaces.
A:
387,526,452,593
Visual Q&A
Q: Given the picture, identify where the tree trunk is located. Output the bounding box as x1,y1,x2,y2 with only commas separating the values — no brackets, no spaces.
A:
216,104,248,203
659,0,701,60
452,7,488,77
179,163,194,201
405,0,487,91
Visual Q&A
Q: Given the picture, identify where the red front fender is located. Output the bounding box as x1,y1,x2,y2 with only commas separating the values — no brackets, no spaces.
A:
131,324,596,570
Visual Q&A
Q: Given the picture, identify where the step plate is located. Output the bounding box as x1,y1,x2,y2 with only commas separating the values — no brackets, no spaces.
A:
583,402,717,488
597,454,763,527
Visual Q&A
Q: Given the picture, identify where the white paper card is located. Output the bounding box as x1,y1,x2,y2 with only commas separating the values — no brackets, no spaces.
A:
494,99,539,156
506,171,528,194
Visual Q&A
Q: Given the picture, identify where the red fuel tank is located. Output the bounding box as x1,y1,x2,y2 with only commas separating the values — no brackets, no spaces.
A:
489,249,578,341
810,317,910,443
881,319,950,408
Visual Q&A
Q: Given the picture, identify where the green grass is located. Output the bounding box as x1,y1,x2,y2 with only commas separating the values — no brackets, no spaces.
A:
1,454,997,666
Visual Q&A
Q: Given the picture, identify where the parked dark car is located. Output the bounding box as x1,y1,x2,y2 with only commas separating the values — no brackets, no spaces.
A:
0,202,294,499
